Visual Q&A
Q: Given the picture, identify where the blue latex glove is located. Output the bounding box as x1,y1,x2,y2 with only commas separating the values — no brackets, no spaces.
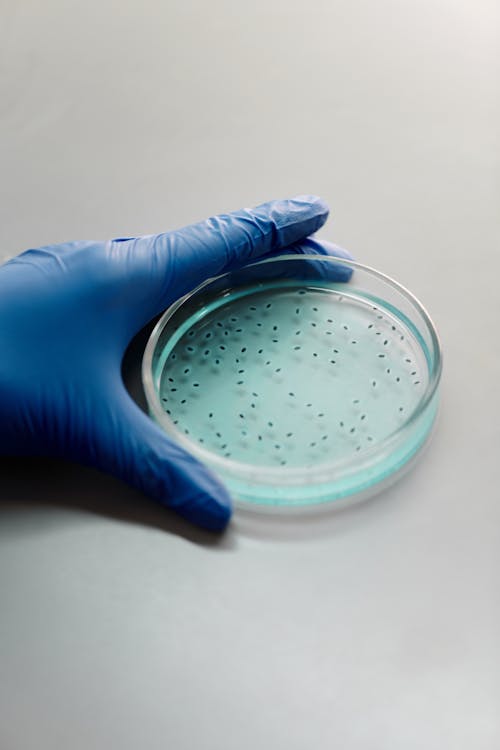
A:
0,196,351,531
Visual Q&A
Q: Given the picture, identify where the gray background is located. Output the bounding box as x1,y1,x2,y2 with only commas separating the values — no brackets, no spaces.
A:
0,1,499,748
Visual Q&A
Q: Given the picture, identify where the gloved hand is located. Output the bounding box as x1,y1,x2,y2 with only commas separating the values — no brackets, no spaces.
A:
0,196,351,531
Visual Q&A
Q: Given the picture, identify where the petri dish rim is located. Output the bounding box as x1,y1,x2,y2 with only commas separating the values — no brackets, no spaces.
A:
142,254,442,487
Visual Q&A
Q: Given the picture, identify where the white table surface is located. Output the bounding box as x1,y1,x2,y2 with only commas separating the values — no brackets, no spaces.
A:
0,1,499,748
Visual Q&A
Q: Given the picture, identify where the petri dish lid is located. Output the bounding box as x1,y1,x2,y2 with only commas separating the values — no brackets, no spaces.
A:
142,254,442,513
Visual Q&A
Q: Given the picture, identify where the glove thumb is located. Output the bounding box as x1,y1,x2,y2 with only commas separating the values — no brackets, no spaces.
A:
90,386,232,531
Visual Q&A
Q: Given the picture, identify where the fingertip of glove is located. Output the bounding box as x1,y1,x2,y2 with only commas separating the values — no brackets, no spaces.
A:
290,194,329,210
176,491,232,532
285,195,330,223
262,196,329,248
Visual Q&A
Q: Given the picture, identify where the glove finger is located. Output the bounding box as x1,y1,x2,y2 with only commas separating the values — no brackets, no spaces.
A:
115,196,329,322
211,238,355,295
252,237,355,283
87,386,232,531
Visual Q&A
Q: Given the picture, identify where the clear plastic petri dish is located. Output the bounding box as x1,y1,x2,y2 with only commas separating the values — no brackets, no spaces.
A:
142,254,442,513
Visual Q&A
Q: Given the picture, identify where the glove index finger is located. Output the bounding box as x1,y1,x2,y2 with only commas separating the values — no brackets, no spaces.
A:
119,196,330,331
153,195,329,281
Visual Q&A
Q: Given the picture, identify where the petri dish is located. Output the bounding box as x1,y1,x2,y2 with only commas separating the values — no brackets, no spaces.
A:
142,254,442,512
